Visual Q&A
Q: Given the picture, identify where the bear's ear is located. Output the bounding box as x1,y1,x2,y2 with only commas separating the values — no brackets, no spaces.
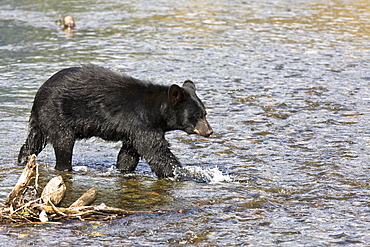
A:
183,80,196,91
169,84,184,105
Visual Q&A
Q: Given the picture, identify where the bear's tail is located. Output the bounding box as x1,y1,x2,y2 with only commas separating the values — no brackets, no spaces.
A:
18,116,47,165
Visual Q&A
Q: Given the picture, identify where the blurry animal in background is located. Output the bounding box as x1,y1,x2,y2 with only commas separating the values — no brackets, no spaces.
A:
56,15,75,30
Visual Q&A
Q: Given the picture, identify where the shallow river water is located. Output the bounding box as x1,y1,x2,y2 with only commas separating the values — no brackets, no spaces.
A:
1,0,370,246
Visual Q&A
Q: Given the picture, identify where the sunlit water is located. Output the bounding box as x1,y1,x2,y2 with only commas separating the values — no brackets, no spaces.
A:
1,0,370,246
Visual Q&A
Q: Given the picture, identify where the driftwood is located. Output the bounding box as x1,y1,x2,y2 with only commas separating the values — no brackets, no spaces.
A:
4,154,37,208
41,175,66,205
69,188,97,208
0,155,166,224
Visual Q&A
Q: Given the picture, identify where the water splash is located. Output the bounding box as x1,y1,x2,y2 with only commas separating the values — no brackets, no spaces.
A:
73,165,89,173
72,165,119,176
174,166,232,183
72,165,231,183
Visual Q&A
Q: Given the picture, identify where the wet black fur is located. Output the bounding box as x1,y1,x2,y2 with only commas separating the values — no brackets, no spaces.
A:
18,64,212,178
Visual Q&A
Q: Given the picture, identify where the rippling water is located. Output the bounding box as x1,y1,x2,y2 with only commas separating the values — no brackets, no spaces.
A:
1,0,369,245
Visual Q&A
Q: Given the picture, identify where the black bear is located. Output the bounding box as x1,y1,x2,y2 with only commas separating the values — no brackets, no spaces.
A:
18,64,213,178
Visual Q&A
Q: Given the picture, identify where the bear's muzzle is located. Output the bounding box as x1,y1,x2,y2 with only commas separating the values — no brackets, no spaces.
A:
194,118,213,137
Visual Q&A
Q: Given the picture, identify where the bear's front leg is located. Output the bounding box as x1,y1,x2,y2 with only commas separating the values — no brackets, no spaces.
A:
117,142,139,173
146,149,181,179
133,132,182,179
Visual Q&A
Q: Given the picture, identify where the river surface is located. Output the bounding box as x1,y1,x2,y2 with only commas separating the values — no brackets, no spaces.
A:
1,0,370,246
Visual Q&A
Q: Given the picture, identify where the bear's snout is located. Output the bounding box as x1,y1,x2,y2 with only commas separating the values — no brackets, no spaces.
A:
194,119,213,137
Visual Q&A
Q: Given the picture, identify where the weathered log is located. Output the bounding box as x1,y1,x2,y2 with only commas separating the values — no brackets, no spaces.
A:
77,203,162,217
69,188,98,208
34,203,160,219
41,175,66,206
34,204,80,214
5,154,37,208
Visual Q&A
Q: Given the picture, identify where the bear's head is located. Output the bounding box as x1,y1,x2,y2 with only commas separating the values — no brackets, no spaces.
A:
168,80,213,137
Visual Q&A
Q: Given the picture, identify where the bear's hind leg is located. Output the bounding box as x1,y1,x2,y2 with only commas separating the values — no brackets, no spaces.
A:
18,123,46,166
52,137,75,171
117,143,139,174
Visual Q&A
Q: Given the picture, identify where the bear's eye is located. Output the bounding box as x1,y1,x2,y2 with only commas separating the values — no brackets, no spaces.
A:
194,113,204,120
